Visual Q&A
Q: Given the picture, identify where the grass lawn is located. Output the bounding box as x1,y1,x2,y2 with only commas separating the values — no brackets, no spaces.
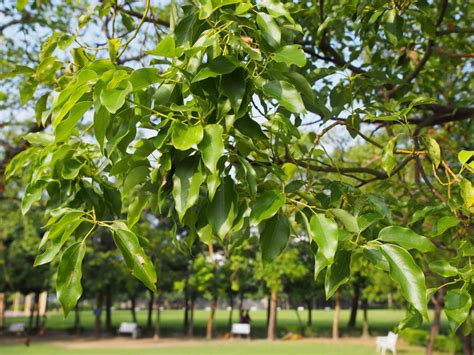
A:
4,308,449,338
0,339,430,355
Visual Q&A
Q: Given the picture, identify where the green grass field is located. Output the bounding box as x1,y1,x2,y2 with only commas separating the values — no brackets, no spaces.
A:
0,341,429,355
4,308,449,337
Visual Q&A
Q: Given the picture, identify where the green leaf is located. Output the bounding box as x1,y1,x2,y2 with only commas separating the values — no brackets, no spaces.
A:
56,241,87,317
314,250,330,280
221,70,247,113
108,38,121,63
111,222,157,293
260,214,290,262
198,124,224,174
192,56,239,82
171,121,204,151
17,0,29,11
428,260,458,278
207,177,237,239
240,158,257,198
422,136,441,168
19,78,38,105
100,80,132,113
146,35,175,57
127,194,150,227
256,12,281,48
434,215,460,236
384,8,404,45
172,157,204,221
444,290,472,333
325,249,351,299
272,45,306,67
458,150,474,165
382,137,397,176
263,80,305,113
55,101,92,142
378,226,435,253
123,166,149,195
330,209,359,234
460,178,474,209
94,105,110,149
363,246,389,271
250,189,286,225
380,244,428,319
309,213,338,263
129,68,161,91
22,180,48,214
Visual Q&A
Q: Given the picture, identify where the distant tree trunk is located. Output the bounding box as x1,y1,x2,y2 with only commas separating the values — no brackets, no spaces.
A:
238,292,244,312
156,299,162,338
94,292,103,337
74,302,81,334
332,290,341,340
227,294,234,330
266,294,271,329
183,278,189,332
459,308,472,355
147,290,154,330
387,291,393,309
348,283,360,330
306,299,313,327
206,295,218,340
130,297,137,323
361,298,369,338
0,292,5,331
28,293,35,334
426,289,444,355
187,297,195,337
105,289,112,333
267,290,277,340
33,292,40,332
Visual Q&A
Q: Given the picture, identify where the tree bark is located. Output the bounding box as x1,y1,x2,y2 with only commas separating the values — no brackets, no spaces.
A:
34,292,41,331
206,295,218,340
154,295,161,339
227,294,234,330
94,293,103,338
267,290,278,340
147,290,154,330
0,292,5,331
361,298,369,338
347,282,360,329
183,277,189,332
74,302,81,334
28,293,35,334
306,299,313,327
426,289,444,355
130,297,137,323
332,290,341,340
187,297,195,337
105,288,112,333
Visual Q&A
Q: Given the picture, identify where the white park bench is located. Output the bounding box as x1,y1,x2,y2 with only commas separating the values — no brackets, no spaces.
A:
8,323,25,335
376,331,398,355
117,322,139,339
231,323,251,339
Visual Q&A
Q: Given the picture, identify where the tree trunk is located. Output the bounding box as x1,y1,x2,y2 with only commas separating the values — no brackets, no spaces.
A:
34,292,41,331
361,298,369,338
206,295,218,340
426,289,444,355
227,294,234,330
155,300,162,339
105,288,112,333
183,278,189,332
347,282,360,330
332,290,341,340
28,293,35,334
147,290,154,330
0,292,5,331
94,293,103,338
238,292,244,312
306,300,313,327
267,290,278,340
130,297,137,323
74,302,81,334
187,297,195,337
387,290,393,309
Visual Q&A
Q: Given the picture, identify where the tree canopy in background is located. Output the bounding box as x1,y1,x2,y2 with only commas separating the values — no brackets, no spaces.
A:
0,0,472,339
